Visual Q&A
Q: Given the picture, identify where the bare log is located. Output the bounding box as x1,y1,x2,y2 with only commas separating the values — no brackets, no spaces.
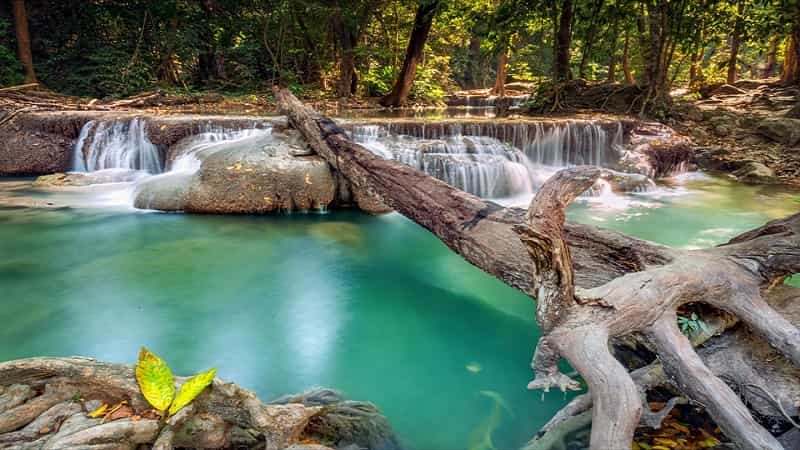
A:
274,87,800,449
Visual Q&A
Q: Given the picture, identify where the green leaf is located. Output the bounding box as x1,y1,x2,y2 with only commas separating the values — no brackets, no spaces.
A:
135,347,175,412
168,367,216,416
681,322,688,334
698,320,711,334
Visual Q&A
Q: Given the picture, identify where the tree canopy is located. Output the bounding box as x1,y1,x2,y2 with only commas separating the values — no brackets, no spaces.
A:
0,0,798,102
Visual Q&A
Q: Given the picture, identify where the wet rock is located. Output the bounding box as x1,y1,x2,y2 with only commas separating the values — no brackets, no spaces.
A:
133,172,192,211
34,169,146,187
135,132,337,213
757,117,800,145
732,161,776,184
603,171,656,193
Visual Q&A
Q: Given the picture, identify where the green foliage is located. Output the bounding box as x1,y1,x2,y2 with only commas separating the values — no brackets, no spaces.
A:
0,18,23,87
169,367,217,415
362,65,394,97
135,347,215,416
136,348,176,412
677,312,710,337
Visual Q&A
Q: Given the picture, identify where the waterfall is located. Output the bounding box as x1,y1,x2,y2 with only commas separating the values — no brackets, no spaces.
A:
350,120,625,198
72,118,163,174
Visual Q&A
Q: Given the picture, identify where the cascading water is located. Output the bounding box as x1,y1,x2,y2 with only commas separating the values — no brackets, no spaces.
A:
72,119,163,174
350,120,626,199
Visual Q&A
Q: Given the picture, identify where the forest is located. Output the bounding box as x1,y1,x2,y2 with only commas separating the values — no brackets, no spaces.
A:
1,1,800,450
1,0,798,106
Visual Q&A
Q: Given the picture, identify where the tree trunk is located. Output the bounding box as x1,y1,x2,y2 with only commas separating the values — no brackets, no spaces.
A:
727,2,744,84
622,30,634,84
553,0,574,82
783,5,800,84
331,8,358,98
762,35,779,79
10,0,36,84
275,87,800,450
493,46,508,96
198,0,225,84
464,36,482,89
158,16,180,84
379,0,439,107
689,24,705,85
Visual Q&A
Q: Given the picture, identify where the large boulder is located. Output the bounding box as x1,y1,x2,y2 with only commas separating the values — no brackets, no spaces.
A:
135,131,337,213
756,118,800,146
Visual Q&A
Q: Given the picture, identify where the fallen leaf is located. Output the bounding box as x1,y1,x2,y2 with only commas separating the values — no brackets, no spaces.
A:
87,403,109,418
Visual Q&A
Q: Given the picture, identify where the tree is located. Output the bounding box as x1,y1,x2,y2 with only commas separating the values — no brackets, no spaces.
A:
552,0,574,82
10,0,36,83
277,87,800,450
379,0,439,107
783,1,800,84
727,1,745,84
762,34,779,78
577,0,603,79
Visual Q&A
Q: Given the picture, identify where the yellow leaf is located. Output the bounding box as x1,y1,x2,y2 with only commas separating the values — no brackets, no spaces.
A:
135,347,175,412
168,367,216,416
88,403,108,418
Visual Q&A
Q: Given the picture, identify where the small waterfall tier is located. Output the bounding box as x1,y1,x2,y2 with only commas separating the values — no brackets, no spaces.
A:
72,119,163,173
349,119,629,199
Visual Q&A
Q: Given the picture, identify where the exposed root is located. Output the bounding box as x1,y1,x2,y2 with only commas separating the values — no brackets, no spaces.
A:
273,88,800,450
0,358,397,450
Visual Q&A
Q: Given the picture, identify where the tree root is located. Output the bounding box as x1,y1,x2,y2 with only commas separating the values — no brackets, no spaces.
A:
273,87,800,449
0,358,399,450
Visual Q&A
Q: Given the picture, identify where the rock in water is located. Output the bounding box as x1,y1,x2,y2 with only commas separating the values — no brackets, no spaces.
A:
34,169,147,187
732,161,776,184
135,131,337,213
756,118,800,146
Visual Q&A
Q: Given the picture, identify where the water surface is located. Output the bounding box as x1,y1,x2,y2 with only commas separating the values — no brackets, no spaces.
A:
0,172,797,450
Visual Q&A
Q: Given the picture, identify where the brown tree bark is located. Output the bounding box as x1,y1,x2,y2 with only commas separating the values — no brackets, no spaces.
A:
275,87,800,450
10,0,36,84
157,16,180,84
762,35,779,79
331,7,358,98
553,0,574,82
727,2,744,84
493,46,508,96
783,5,800,84
379,0,439,107
198,0,225,84
622,30,634,84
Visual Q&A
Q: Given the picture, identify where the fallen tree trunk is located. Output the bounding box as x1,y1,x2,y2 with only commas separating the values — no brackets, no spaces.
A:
274,87,800,449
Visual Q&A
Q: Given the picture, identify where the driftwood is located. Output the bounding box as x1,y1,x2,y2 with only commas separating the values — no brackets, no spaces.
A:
274,87,800,450
0,357,398,450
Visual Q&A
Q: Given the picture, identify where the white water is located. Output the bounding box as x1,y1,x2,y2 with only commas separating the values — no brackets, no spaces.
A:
72,119,163,174
351,121,632,200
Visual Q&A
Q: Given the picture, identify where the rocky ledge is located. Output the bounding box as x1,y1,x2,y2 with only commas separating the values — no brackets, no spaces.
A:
0,356,399,450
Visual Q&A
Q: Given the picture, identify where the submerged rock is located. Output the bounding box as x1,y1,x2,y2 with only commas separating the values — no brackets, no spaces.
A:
34,169,147,187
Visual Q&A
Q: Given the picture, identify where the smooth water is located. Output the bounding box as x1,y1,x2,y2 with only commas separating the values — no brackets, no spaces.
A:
0,171,797,450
